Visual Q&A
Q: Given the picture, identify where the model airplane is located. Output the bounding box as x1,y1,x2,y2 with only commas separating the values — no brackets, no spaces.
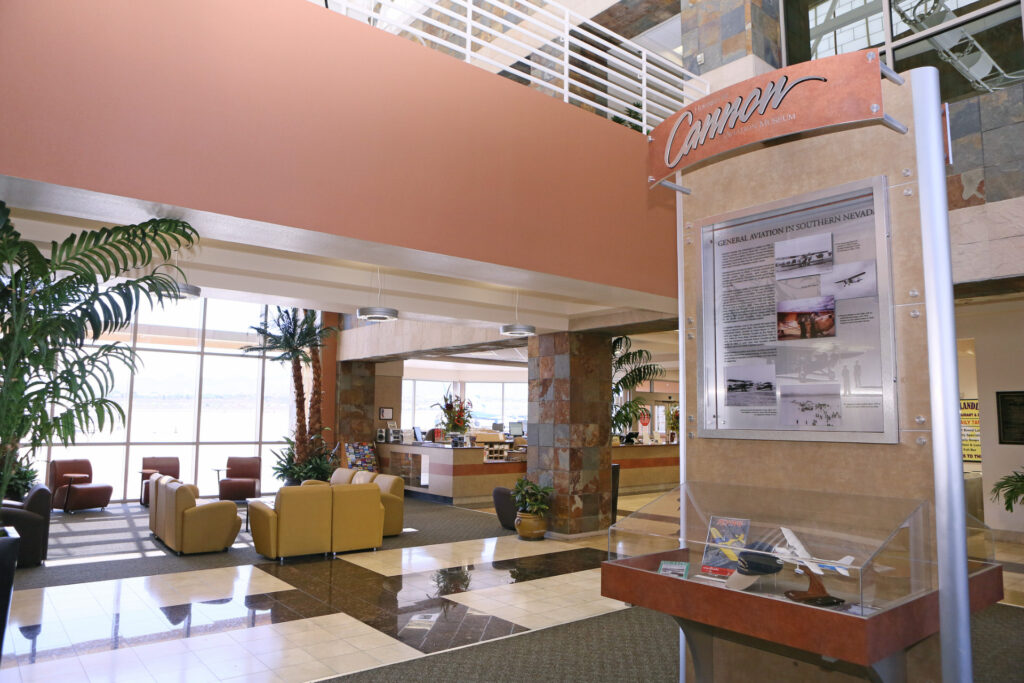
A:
775,527,854,576
834,272,866,287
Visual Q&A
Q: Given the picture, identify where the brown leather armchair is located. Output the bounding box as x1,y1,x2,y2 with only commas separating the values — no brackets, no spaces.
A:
2,484,52,566
218,457,261,501
49,459,113,513
140,457,180,507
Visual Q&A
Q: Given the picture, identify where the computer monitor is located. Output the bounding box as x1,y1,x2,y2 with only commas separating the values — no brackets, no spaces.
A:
413,426,423,443
491,422,504,432
508,422,524,437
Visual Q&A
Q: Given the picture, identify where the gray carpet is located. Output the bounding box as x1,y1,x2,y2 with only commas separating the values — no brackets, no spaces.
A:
327,603,1024,683
14,498,512,590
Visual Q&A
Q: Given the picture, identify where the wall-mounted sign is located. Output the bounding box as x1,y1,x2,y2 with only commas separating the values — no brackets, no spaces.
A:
960,399,981,461
697,177,898,444
649,51,886,185
996,391,1024,445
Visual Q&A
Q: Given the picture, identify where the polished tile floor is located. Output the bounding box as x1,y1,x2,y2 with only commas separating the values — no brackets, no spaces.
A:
0,536,628,682
1,493,1021,682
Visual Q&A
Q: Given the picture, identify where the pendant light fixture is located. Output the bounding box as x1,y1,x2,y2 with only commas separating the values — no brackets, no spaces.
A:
500,290,535,337
356,266,399,322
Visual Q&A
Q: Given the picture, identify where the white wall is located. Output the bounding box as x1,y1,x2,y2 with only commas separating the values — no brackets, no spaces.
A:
955,298,1024,533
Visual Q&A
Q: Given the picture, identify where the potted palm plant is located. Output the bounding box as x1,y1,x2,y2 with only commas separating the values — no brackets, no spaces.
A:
611,335,665,436
991,466,1024,512
511,477,553,540
244,308,335,464
0,200,197,658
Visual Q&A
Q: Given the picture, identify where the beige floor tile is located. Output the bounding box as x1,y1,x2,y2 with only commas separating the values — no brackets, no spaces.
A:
364,643,422,665
140,650,207,676
0,668,20,683
509,613,563,629
182,633,237,652
273,660,335,683
149,665,219,683
298,639,358,660
253,646,317,669
18,656,87,682
218,671,283,683
344,631,399,650
202,653,270,680
319,651,383,675
238,635,299,657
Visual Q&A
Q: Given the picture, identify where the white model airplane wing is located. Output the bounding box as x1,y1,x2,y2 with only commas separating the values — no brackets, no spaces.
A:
780,527,823,575
815,554,855,577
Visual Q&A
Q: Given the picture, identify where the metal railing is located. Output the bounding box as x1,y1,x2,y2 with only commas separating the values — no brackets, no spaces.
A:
320,0,708,132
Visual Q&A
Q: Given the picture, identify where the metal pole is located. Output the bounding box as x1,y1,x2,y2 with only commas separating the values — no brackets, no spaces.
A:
911,66,972,683
675,170,688,682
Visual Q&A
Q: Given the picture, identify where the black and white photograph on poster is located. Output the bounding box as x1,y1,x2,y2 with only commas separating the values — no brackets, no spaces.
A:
725,363,777,406
775,232,833,280
779,384,842,428
821,260,877,301
777,274,820,301
777,296,836,341
775,343,844,383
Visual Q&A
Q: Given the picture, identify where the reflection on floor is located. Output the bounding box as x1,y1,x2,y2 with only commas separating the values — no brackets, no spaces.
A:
1,540,627,682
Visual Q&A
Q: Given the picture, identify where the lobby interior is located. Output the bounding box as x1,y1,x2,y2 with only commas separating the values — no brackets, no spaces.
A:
2,0,1024,681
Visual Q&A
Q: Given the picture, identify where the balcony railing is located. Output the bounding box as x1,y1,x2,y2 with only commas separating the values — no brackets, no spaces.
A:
316,0,709,132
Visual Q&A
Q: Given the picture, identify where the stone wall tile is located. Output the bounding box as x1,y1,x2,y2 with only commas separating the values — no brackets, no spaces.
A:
982,122,1024,168
946,171,985,210
991,235,1024,278
950,132,983,175
721,5,745,39
979,84,1024,131
986,196,1024,240
554,354,571,379
552,332,570,355
554,423,570,447
553,378,570,401
948,98,981,139
538,334,554,357
985,162,1024,204
539,355,554,379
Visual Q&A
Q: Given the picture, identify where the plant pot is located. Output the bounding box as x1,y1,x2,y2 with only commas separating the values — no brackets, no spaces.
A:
514,512,547,540
283,477,301,487
0,527,21,662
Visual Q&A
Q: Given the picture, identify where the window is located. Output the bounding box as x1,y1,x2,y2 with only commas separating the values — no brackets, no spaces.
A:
784,0,1022,101
37,297,291,501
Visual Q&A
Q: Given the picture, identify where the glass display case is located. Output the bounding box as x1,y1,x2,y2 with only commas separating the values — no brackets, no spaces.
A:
607,481,994,617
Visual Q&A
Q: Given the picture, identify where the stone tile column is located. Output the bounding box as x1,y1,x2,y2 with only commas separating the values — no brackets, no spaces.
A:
337,361,376,444
527,332,612,535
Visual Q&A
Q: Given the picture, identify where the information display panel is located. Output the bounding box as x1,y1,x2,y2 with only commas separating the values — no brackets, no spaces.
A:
698,177,898,443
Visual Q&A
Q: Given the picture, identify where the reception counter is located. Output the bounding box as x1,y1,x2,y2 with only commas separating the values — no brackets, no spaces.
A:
613,444,680,495
376,442,679,505
377,442,526,506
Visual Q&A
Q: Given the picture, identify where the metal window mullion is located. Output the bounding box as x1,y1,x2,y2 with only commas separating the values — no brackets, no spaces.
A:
192,300,208,487
256,305,268,460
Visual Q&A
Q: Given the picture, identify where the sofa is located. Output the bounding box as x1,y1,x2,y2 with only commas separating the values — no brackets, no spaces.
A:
1,484,52,567
150,475,242,555
250,482,383,560
315,468,404,536
49,459,113,513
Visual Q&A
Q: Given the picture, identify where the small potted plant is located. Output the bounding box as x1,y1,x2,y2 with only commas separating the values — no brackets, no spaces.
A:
511,477,553,540
666,404,680,443
991,466,1024,512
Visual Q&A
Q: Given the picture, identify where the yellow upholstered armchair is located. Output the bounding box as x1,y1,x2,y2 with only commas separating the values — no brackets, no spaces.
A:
330,467,357,485
372,474,405,537
154,478,241,555
250,484,332,561
330,483,384,552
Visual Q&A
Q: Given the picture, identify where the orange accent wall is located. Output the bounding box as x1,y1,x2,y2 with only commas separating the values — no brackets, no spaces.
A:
0,0,677,297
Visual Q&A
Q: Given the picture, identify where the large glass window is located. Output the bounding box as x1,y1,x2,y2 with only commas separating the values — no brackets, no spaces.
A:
412,381,450,430
36,297,291,501
465,383,503,428
785,0,1023,101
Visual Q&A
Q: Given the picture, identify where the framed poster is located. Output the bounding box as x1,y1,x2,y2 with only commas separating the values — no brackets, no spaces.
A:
379,407,394,420
697,177,898,443
960,398,981,461
996,392,1024,445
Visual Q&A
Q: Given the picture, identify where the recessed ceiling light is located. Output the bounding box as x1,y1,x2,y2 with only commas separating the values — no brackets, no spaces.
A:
500,323,536,337
357,306,399,322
